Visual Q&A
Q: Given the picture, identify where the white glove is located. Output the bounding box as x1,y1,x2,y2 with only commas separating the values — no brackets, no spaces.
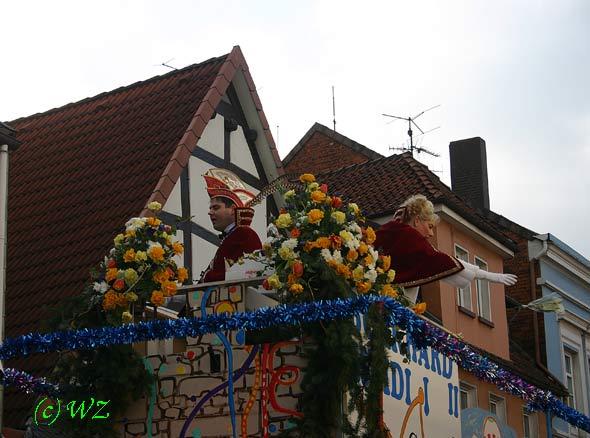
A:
475,269,517,286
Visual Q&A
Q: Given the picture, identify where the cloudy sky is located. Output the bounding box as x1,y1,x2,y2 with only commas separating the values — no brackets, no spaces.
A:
2,0,589,257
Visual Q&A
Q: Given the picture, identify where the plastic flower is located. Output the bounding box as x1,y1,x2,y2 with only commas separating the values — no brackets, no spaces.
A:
356,281,371,294
311,190,327,203
147,243,165,262
320,183,328,193
307,182,319,192
153,269,169,284
172,242,184,255
147,201,162,212
161,281,177,297
267,274,282,289
380,255,391,271
146,217,161,227
150,291,165,306
290,228,301,238
124,249,136,263
316,237,331,249
93,281,108,293
284,189,296,201
289,283,304,294
331,211,346,224
124,268,138,285
307,209,324,224
348,203,360,215
413,302,427,314
292,260,304,277
113,279,126,291
121,311,133,324
107,259,117,269
275,213,293,228
102,290,118,310
358,242,369,255
346,249,359,262
113,234,125,246
365,226,376,245
135,251,147,262
339,230,353,242
106,268,119,282
124,291,138,302
278,246,296,261
299,173,315,183
177,267,188,283
387,269,396,283
331,197,343,208
381,284,398,298
364,269,378,283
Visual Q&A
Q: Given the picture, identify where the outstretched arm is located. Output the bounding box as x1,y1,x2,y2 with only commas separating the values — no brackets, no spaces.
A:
443,261,517,288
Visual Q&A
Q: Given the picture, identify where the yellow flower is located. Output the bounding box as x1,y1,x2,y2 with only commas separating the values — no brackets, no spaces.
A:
365,226,376,245
106,268,119,282
135,251,148,262
363,254,374,266
311,190,326,203
413,302,427,315
267,274,282,289
316,237,331,249
124,268,138,285
275,213,293,228
146,217,161,227
356,281,371,294
358,242,369,255
348,203,360,215
346,249,359,262
387,269,396,283
380,255,391,271
334,263,351,278
148,244,165,262
123,249,136,263
307,209,324,225
125,229,136,238
307,182,319,192
339,230,353,242
150,291,165,306
331,211,346,224
121,311,133,324
289,283,304,294
299,173,316,183
278,246,295,260
284,190,296,201
381,284,398,298
124,291,138,302
352,265,365,281
114,233,125,246
147,201,162,212
102,290,117,310
177,267,188,283
172,242,184,255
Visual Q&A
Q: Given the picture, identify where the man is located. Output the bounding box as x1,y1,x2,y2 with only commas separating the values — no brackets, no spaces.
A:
200,168,262,283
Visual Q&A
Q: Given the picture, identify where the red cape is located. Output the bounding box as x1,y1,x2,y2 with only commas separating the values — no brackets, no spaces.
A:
202,226,262,283
374,220,463,287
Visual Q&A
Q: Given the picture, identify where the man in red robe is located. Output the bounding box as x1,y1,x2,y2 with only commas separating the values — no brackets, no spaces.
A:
200,168,262,283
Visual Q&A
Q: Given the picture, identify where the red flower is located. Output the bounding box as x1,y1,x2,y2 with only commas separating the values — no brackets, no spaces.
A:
292,261,304,277
262,279,271,290
330,235,343,249
320,183,328,193
290,228,301,238
279,208,287,214
331,197,343,208
113,279,125,291
107,259,117,269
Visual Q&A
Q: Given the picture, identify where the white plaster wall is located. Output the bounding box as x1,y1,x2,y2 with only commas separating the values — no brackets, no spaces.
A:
197,113,224,156
230,125,259,177
163,177,183,216
188,156,218,236
192,234,218,281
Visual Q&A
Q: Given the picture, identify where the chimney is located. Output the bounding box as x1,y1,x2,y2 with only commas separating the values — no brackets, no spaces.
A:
449,137,490,210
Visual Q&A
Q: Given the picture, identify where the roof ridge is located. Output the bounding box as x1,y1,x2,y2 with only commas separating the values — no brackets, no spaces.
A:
8,54,229,126
317,151,404,178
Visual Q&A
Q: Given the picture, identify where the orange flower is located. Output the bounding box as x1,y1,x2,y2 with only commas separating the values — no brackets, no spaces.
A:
150,291,165,306
113,279,126,291
311,190,327,203
413,302,427,314
381,284,398,298
358,242,369,255
356,281,371,294
304,241,317,252
380,255,391,271
290,228,301,238
146,217,161,227
324,196,332,206
363,254,374,266
347,249,359,262
115,293,127,307
299,173,315,183
177,267,188,283
102,290,117,310
123,249,136,263
172,242,184,255
316,237,331,249
364,226,376,245
335,263,351,278
289,283,304,294
148,245,165,262
106,268,119,282
161,281,177,297
153,269,169,284
330,235,342,249
292,261,304,277
331,197,343,208
287,273,297,286
307,209,324,225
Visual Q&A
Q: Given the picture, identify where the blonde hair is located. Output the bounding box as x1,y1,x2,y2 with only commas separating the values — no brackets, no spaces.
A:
397,194,439,224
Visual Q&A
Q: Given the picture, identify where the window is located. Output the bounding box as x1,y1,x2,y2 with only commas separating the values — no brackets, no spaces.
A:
459,382,477,410
455,245,472,310
489,393,506,423
564,350,577,408
523,411,537,438
475,257,491,321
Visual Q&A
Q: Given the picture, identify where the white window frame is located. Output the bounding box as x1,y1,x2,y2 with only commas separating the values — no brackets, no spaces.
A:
564,349,578,409
522,410,538,438
475,256,492,321
459,381,477,410
489,393,506,423
455,244,472,311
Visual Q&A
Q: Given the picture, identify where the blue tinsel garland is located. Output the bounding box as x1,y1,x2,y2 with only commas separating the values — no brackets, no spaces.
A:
0,295,588,432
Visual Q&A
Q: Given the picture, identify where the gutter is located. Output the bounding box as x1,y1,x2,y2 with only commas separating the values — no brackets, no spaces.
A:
0,144,9,432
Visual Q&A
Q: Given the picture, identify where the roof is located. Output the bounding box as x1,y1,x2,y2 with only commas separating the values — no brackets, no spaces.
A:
536,233,590,268
0,121,21,149
315,151,515,249
3,45,281,427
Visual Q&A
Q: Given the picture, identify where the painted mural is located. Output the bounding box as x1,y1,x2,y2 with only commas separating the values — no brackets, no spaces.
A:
460,408,516,438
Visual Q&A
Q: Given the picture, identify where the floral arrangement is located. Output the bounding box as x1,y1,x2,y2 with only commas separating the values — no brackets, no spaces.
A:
92,201,188,324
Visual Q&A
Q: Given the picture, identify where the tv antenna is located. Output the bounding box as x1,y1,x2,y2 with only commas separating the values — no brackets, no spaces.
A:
383,105,441,157
157,58,178,70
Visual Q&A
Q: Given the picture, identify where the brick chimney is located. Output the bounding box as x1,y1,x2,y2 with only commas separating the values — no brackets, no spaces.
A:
449,137,490,210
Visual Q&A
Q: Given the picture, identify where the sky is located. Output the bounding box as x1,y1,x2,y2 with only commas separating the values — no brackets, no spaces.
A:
2,0,589,257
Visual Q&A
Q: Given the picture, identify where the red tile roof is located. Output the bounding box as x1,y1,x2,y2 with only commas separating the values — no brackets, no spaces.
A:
3,46,281,427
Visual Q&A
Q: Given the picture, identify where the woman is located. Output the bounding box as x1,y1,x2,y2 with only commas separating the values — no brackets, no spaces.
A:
374,195,516,303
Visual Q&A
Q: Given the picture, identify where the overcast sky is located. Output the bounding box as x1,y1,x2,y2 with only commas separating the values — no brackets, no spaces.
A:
2,0,589,258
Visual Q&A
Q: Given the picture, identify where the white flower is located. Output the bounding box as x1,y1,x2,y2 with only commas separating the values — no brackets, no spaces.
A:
267,223,279,238
282,238,298,251
332,250,343,264
346,223,362,235
364,269,378,283
93,281,108,293
321,248,333,263
345,237,360,250
125,217,146,232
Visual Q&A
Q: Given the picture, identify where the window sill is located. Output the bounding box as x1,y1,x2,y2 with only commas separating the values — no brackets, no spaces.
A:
458,306,476,318
478,316,495,328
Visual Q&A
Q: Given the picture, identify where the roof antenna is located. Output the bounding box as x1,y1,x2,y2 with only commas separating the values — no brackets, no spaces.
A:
159,58,178,70
276,124,279,149
332,86,336,132
383,105,441,157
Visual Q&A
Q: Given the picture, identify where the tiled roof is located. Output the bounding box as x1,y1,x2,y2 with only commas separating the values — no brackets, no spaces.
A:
316,152,515,249
3,46,281,427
